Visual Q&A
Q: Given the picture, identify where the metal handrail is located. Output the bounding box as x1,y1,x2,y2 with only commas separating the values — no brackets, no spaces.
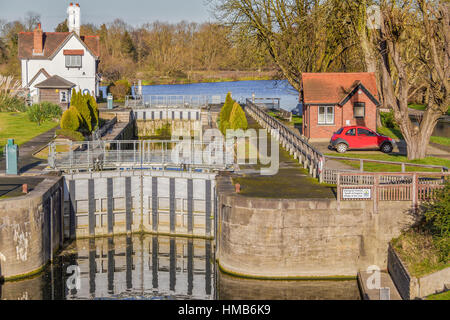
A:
125,95,210,108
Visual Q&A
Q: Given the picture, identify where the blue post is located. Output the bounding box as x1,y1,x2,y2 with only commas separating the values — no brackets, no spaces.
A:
5,139,19,175
107,93,113,110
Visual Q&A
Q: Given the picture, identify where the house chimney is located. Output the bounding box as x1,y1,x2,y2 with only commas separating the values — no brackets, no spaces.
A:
67,3,81,35
33,23,43,55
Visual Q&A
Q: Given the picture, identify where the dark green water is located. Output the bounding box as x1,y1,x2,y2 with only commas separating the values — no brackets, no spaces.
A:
0,235,360,300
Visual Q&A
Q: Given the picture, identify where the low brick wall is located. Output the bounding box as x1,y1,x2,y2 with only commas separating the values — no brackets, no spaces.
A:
0,177,64,280
388,244,450,299
216,176,415,278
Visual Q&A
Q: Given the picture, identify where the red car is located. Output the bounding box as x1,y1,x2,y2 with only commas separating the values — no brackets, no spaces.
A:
329,126,395,154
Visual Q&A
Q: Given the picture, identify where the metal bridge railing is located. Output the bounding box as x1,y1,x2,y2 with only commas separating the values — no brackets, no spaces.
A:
125,95,211,109
48,139,235,171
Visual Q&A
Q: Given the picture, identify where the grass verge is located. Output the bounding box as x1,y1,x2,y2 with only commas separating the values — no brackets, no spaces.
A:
391,230,449,278
325,152,449,172
427,291,450,300
0,112,58,156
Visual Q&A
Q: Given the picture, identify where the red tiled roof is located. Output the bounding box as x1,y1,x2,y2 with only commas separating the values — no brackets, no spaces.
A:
18,32,100,59
302,73,378,105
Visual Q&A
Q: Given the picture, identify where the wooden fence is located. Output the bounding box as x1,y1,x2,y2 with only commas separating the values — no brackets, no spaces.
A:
336,172,449,213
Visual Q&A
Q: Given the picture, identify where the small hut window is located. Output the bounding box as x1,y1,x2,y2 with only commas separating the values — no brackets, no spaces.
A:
354,102,366,118
60,91,68,103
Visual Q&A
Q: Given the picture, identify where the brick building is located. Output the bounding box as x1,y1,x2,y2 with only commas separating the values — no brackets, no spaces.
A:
301,73,381,141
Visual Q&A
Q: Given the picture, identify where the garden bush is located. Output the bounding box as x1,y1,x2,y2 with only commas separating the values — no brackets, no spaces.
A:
421,182,450,262
380,111,400,131
0,75,27,112
60,106,81,131
27,102,62,125
108,79,131,101
71,89,92,133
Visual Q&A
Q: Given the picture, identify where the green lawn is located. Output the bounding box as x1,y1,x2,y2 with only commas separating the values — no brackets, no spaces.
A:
325,152,450,172
0,112,58,156
409,103,450,116
268,111,302,126
378,126,450,147
430,136,450,147
427,291,450,300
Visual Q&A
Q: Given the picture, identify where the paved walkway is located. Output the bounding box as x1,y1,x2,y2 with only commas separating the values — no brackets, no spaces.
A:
0,127,58,176
232,114,336,199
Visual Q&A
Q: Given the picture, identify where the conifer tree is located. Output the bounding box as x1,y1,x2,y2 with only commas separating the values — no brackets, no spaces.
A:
229,102,248,130
219,92,234,134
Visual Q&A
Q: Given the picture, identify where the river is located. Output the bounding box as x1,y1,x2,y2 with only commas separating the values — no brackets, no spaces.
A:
100,80,300,111
0,235,360,300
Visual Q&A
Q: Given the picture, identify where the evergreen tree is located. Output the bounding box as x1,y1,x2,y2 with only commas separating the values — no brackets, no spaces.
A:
229,102,248,130
72,89,92,133
60,106,80,131
219,92,234,134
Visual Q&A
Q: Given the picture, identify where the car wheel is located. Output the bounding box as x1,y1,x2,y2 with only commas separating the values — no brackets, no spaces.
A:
381,143,393,153
336,143,348,153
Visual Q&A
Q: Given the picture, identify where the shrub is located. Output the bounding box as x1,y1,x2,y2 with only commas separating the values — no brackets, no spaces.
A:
421,182,450,262
27,102,62,125
108,79,131,100
0,75,27,112
229,102,248,131
60,106,81,131
219,92,235,134
380,111,400,130
55,129,85,141
86,93,99,130
71,89,92,133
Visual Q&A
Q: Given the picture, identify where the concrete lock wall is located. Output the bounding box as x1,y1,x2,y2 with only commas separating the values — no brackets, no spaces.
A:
216,178,415,278
388,244,450,299
0,177,64,280
135,120,202,138
63,170,216,239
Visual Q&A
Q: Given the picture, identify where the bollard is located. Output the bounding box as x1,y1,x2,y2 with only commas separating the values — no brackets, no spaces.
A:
107,93,113,110
5,138,19,175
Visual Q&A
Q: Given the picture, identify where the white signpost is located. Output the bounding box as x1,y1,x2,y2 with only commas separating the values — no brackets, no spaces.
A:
342,189,372,200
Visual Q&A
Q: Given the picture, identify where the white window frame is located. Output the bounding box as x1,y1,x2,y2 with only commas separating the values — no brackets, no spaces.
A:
318,106,335,125
60,91,68,103
353,102,366,118
65,55,82,68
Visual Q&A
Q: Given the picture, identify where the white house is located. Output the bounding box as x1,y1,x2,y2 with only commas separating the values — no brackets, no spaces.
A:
18,3,100,109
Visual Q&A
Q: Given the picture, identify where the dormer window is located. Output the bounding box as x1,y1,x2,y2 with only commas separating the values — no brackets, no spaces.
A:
64,49,84,68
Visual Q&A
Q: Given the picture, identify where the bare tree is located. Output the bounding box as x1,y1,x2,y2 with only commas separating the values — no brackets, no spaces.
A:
376,0,449,159
212,0,360,91
24,11,41,31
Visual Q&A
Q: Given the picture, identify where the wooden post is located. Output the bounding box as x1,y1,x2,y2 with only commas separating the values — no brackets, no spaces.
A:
337,172,341,212
412,173,418,208
360,159,364,173
373,174,379,214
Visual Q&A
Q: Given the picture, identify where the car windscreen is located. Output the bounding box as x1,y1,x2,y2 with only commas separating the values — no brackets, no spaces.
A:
336,128,344,135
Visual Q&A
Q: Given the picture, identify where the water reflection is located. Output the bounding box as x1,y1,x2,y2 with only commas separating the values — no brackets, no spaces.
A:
218,273,361,300
0,235,214,300
1,234,361,300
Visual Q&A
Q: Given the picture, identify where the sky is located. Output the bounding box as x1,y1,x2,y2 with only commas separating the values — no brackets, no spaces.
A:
0,0,214,29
